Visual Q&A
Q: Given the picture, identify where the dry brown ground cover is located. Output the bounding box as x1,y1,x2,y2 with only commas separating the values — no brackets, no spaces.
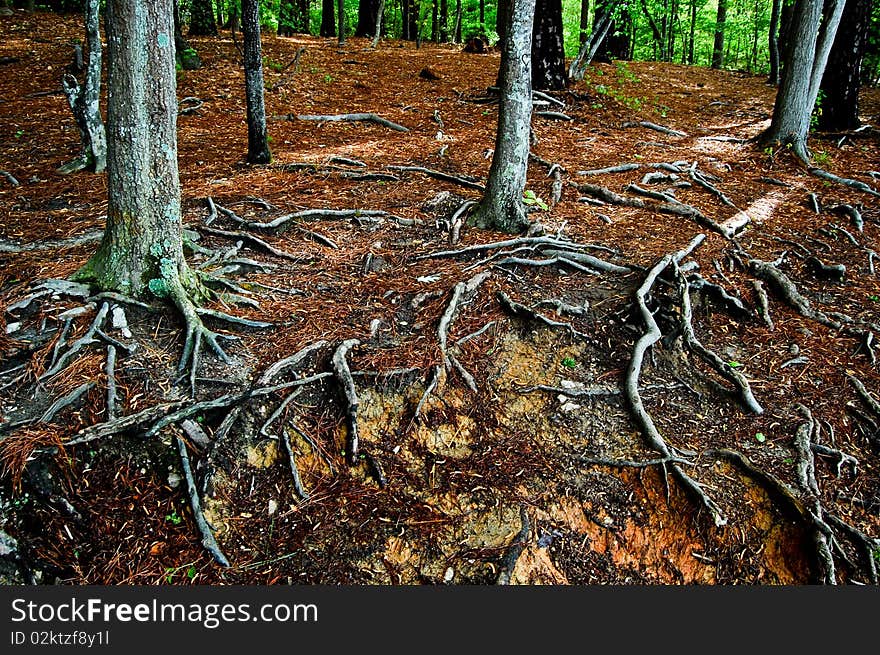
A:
1,10,880,585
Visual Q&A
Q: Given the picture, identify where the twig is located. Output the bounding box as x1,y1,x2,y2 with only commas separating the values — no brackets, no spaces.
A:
104,345,118,420
496,506,530,585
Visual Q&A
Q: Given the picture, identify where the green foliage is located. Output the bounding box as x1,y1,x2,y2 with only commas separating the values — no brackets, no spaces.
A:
523,189,549,211
165,510,183,525
561,357,578,369
754,432,766,443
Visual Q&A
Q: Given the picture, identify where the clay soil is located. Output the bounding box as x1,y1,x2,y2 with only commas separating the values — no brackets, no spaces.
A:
1,10,880,586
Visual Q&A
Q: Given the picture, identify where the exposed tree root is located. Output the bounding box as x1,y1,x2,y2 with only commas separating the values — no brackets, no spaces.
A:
809,167,880,198
175,435,230,567
675,264,764,414
332,339,362,465
495,505,530,585
622,121,687,137
293,112,409,132
626,234,728,527
385,165,485,191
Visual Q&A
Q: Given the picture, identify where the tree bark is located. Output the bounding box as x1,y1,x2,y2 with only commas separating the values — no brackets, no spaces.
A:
372,0,386,47
337,0,346,44
762,0,846,161
189,0,218,36
712,0,728,68
768,0,783,83
356,0,380,36
59,0,105,174
321,0,336,36
818,0,873,131
242,0,271,164
469,0,536,234
75,0,191,298
568,0,621,80
531,0,566,90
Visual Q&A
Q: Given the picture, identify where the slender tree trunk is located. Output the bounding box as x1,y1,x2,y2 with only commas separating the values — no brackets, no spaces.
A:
242,0,271,164
532,0,566,90
59,0,106,174
453,0,462,42
432,0,438,41
579,0,591,45
321,0,336,36
189,0,218,36
762,0,846,161
372,0,386,46
337,0,346,44
687,0,696,64
469,0,536,234
76,0,189,297
819,0,873,131
569,0,620,80
712,0,728,68
174,0,202,69
768,0,783,83
440,0,448,40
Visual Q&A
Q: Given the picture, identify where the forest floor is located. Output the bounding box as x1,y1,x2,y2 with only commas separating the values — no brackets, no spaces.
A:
1,10,880,585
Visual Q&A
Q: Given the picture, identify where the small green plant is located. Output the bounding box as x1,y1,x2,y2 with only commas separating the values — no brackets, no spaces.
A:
323,74,334,83
810,90,825,132
14,129,24,138
561,357,577,369
523,189,549,211
869,295,880,302
813,150,831,166
165,510,182,525
754,432,766,443
263,56,284,72
727,360,742,368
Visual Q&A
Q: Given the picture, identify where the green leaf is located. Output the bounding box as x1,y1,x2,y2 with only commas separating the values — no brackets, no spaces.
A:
727,361,742,368
754,432,766,443
561,357,577,369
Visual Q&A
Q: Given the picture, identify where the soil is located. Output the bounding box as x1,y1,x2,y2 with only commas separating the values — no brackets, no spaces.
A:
1,10,879,586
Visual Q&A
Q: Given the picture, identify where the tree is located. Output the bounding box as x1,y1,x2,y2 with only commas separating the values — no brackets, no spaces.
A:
337,0,346,44
321,0,336,36
531,0,566,90
818,0,874,131
569,0,623,81
58,0,106,175
768,0,783,83
242,0,271,164
173,0,202,70
711,0,728,68
74,0,228,375
469,0,536,234
189,0,218,36
761,0,846,161
356,0,381,36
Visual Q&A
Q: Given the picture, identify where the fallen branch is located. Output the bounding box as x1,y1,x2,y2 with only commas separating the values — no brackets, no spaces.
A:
623,121,687,137
496,505,530,585
385,165,485,191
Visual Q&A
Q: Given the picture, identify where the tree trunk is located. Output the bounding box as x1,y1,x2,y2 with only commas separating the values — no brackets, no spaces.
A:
768,0,783,83
818,0,873,131
321,0,336,36
453,0,462,42
568,0,621,80
337,0,346,44
242,0,271,164
189,0,218,36
762,0,846,161
687,0,697,64
372,0,387,46
75,0,190,298
712,0,728,69
531,0,566,90
59,0,106,174
440,0,448,41
469,0,536,234
174,0,202,69
356,0,380,36
579,0,590,45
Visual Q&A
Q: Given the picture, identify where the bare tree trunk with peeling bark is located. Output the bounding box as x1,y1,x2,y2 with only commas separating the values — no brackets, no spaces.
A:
468,0,536,234
761,0,846,162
